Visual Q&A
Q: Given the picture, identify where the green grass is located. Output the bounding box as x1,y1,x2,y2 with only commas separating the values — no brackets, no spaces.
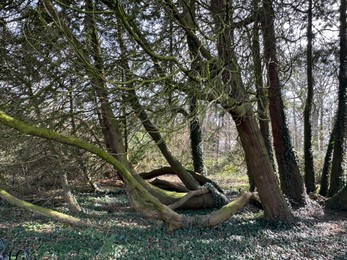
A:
1,192,347,259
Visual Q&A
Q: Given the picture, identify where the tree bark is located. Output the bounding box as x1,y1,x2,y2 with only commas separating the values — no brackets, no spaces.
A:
183,0,206,176
261,0,306,207
329,0,347,196
189,97,206,175
233,111,294,223
319,128,335,196
326,185,347,210
304,0,316,193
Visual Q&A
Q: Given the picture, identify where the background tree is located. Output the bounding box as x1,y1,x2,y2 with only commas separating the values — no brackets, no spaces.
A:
328,0,347,197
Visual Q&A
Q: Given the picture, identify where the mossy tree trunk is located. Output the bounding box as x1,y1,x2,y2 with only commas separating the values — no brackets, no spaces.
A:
0,188,92,228
183,0,207,176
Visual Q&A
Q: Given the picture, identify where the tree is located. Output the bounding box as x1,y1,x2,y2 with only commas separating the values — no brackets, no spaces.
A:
304,0,316,193
328,0,347,197
261,0,307,207
0,0,296,226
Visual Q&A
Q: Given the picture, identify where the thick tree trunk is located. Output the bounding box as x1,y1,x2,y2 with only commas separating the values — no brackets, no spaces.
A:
232,111,294,223
326,185,347,210
304,0,316,193
262,0,306,207
329,0,347,196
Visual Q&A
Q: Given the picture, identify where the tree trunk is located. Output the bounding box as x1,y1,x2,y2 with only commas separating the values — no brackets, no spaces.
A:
84,0,129,168
183,0,206,176
326,185,347,210
319,128,335,196
261,0,306,207
304,0,316,193
60,171,82,213
232,111,294,223
328,0,347,196
210,0,294,223
252,0,273,164
189,97,206,175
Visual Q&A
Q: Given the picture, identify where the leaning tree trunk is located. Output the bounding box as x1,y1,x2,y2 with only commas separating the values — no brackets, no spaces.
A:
210,0,294,223
84,0,129,169
233,111,294,223
328,0,347,197
262,0,306,207
304,0,316,193
250,0,273,192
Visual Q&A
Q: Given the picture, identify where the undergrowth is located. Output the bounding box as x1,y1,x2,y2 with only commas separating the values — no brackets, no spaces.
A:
0,192,346,259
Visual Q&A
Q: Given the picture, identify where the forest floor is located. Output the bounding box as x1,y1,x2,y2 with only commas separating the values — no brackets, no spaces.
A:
0,175,347,259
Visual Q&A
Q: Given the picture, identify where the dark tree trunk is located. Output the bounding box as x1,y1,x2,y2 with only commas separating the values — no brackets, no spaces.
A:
184,0,206,176
319,128,335,196
326,185,347,210
261,0,306,207
329,0,347,196
304,0,316,193
252,0,273,164
189,97,206,175
250,0,273,192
